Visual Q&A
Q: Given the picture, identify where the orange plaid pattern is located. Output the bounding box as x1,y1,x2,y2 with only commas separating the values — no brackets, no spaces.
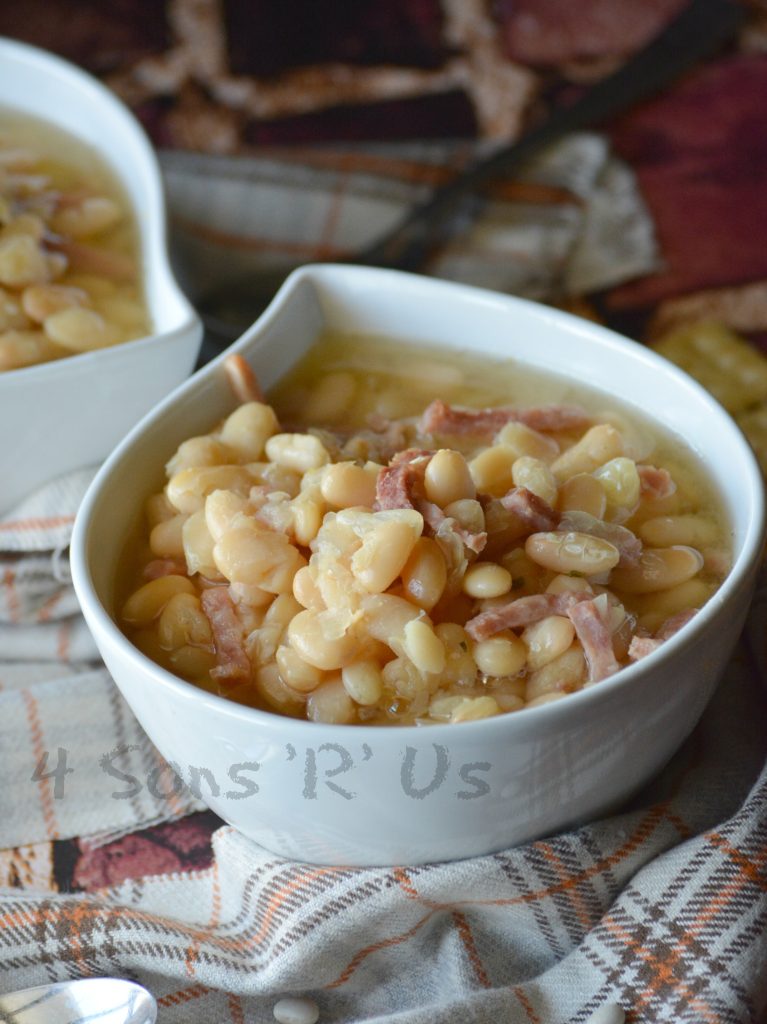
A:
0,622,764,1023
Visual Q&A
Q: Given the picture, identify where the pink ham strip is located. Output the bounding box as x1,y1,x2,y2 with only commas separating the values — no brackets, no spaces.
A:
416,498,487,554
628,607,698,661
465,590,590,641
419,399,590,436
500,487,560,532
143,558,186,580
638,465,676,499
628,635,661,661
567,599,620,682
374,449,486,552
200,587,251,683
373,449,433,512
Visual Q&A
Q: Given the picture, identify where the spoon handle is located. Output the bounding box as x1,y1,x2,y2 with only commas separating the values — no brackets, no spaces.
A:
358,0,745,272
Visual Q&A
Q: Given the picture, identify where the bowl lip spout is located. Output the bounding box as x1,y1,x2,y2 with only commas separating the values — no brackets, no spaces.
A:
70,262,767,741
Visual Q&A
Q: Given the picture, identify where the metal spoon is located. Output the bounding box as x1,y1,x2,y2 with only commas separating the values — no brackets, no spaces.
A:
0,979,156,1024
179,0,743,353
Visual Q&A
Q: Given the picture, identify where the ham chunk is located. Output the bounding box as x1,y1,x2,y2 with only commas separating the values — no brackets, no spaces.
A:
466,590,590,641
567,599,620,682
500,486,560,533
419,399,591,437
628,608,698,661
200,586,251,683
418,498,487,554
628,635,662,661
638,465,676,499
373,449,433,512
375,449,486,553
143,558,186,580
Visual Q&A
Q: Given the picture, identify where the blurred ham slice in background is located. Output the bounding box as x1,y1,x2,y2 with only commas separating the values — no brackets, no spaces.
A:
606,55,767,312
496,0,687,65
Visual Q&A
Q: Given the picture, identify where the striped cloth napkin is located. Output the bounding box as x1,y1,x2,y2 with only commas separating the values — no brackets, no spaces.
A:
0,615,764,1022
0,137,765,1023
0,472,203,849
163,132,660,317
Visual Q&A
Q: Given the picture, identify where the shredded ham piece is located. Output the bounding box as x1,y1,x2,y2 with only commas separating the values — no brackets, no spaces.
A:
373,449,433,512
465,590,590,641
638,465,676,499
224,353,265,404
200,587,251,683
419,399,591,437
500,487,560,532
143,558,186,580
567,599,620,682
628,608,698,661
628,635,661,661
374,449,486,552
417,498,487,554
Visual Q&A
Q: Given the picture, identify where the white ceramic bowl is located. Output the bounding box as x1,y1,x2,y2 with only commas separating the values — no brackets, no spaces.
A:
0,38,202,512
71,265,765,866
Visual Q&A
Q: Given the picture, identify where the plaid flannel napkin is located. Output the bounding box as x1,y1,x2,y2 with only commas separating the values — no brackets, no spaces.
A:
0,472,203,848
0,137,766,1023
0,618,764,1022
164,132,660,313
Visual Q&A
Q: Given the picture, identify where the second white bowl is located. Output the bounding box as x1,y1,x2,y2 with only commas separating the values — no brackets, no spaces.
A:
0,38,202,512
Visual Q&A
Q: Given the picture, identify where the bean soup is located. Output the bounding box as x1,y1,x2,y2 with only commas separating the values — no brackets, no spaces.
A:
0,109,149,372
119,333,732,725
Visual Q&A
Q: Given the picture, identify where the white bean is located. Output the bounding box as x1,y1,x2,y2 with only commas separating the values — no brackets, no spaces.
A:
287,609,360,670
523,615,575,671
265,433,330,472
321,462,377,509
551,424,623,482
610,546,704,594
351,517,421,593
512,456,557,506
273,997,320,1024
424,449,475,506
451,696,500,722
496,421,559,461
462,562,512,599
402,618,445,674
306,677,356,724
525,531,620,576
341,660,384,705
304,371,357,422
638,514,719,548
44,307,119,351
473,633,526,677
220,402,280,461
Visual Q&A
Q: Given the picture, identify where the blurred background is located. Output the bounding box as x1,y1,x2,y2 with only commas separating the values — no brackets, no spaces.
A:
3,0,763,149
3,0,767,354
